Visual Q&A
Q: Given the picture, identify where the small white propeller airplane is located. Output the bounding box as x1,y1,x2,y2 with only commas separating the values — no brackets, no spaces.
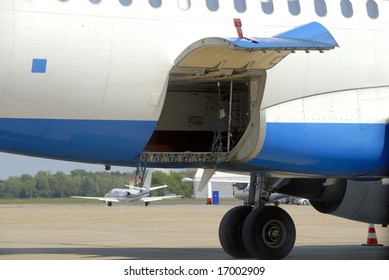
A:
71,170,182,206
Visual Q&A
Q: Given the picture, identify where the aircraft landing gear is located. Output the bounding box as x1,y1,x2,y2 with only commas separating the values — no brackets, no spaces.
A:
219,205,253,258
218,173,296,259
242,206,295,259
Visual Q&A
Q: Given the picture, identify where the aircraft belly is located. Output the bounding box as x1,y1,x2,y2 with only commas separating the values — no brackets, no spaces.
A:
0,118,157,165
250,122,388,176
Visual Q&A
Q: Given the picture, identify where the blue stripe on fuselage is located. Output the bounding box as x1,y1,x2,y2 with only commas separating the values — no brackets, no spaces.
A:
0,118,157,165
249,122,389,177
0,118,387,177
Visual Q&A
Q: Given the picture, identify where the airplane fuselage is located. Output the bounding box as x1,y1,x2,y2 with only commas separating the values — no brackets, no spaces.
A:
2,0,388,260
0,0,388,178
104,188,150,203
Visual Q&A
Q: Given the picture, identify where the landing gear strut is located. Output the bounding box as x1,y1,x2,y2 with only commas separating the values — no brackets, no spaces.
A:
218,173,296,259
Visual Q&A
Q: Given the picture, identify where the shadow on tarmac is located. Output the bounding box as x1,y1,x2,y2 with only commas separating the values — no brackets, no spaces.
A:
0,245,388,260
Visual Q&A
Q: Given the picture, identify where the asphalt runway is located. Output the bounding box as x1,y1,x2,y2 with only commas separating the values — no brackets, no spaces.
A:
0,202,388,260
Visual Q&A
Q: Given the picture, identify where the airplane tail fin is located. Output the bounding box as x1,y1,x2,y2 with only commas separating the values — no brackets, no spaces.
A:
142,169,153,191
138,169,168,192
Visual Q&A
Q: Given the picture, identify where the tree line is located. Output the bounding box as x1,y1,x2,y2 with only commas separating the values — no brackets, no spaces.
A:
0,169,196,199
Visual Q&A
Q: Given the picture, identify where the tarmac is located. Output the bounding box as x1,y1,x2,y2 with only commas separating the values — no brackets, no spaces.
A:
0,201,388,260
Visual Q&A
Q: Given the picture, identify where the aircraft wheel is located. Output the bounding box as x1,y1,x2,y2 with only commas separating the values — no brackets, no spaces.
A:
107,202,112,207
219,206,253,258
242,206,295,259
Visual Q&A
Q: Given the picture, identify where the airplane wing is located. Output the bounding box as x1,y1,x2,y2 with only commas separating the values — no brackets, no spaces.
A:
149,184,168,191
70,196,120,203
141,194,182,203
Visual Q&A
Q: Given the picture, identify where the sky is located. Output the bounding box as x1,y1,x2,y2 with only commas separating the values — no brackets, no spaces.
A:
0,152,133,180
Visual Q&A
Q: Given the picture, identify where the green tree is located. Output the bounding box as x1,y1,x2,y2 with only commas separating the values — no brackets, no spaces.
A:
0,169,195,199
80,177,98,196
20,174,36,198
0,179,14,199
151,170,194,198
35,171,51,198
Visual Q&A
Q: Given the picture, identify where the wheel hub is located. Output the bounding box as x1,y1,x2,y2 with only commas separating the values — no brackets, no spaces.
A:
262,219,286,248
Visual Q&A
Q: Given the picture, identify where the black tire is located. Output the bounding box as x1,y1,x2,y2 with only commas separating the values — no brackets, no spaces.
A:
242,206,296,259
219,206,253,258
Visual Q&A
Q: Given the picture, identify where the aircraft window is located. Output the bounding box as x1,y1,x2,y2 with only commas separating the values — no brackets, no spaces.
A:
234,0,247,13
340,0,353,18
149,0,162,8
89,0,101,4
177,0,191,10
314,0,327,17
366,0,379,19
119,0,132,6
288,0,301,16
206,0,219,12
260,0,274,14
